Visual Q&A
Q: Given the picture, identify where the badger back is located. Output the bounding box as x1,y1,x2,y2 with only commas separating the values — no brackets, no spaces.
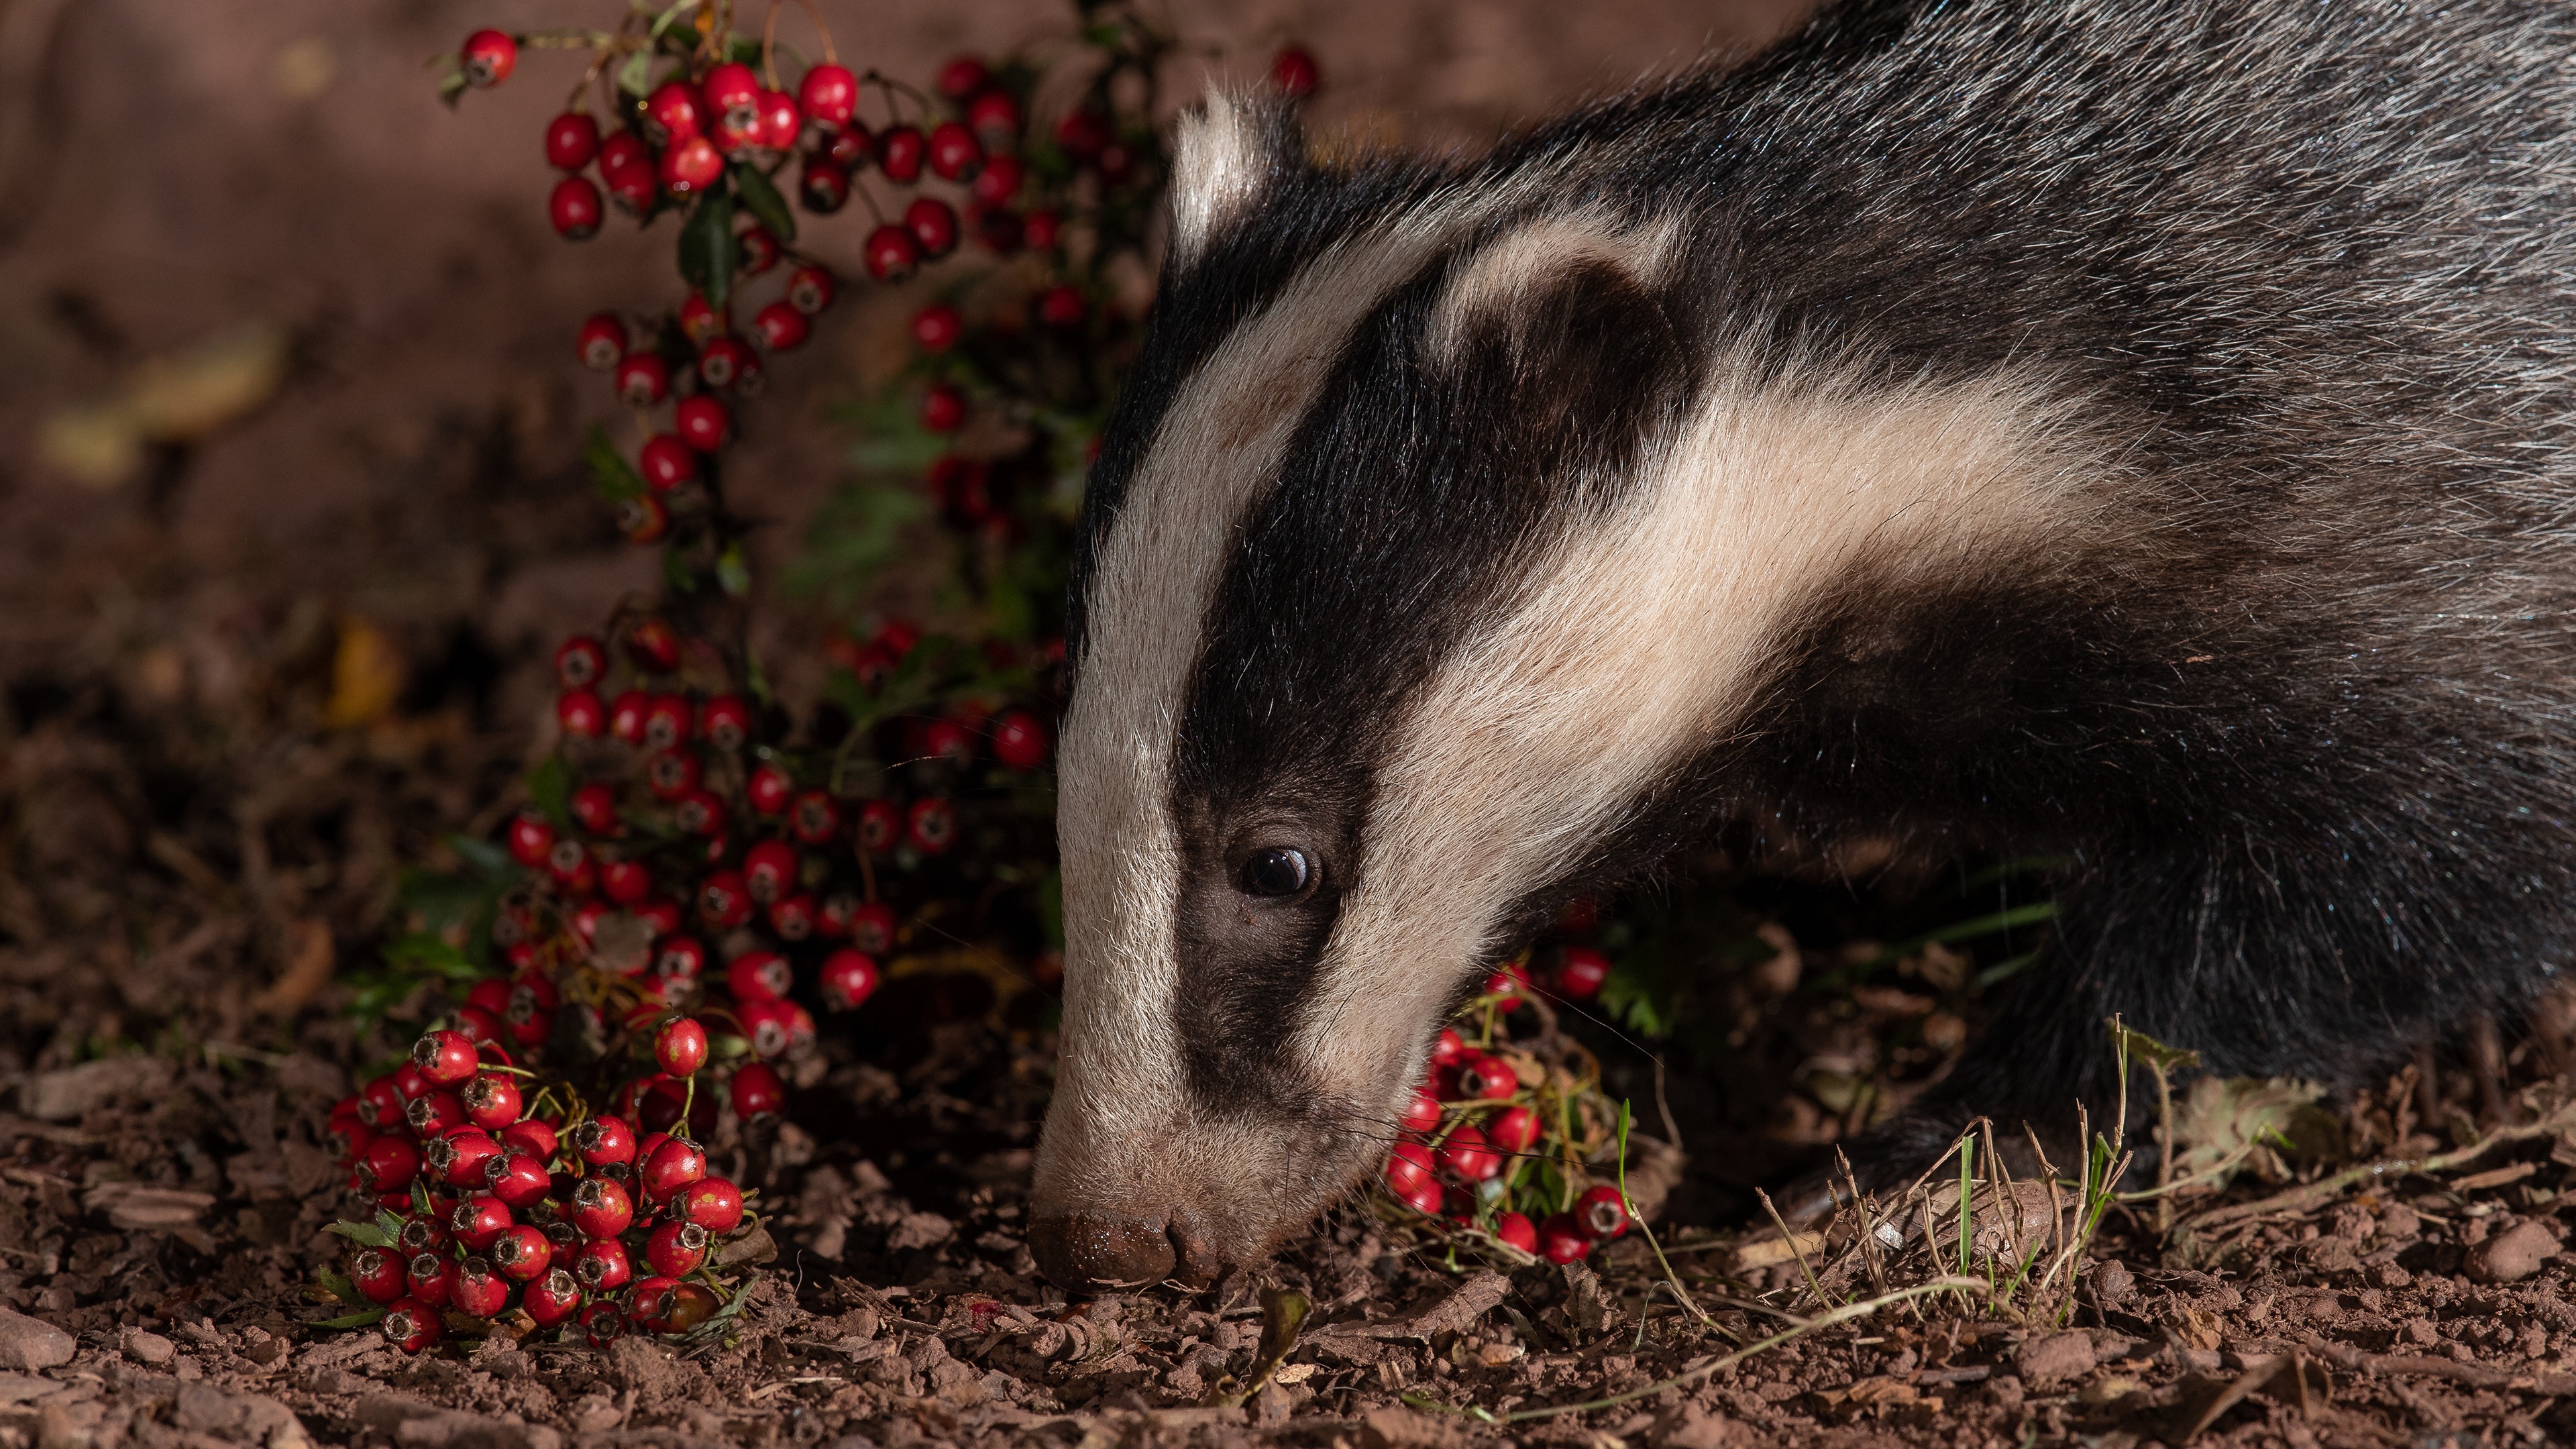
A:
1032,0,2576,1290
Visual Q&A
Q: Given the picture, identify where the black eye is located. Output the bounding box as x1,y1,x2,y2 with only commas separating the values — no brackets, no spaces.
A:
1240,847,1313,898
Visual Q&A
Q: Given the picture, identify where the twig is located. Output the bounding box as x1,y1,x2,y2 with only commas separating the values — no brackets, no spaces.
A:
2186,1102,2576,1232
1755,1188,1829,1311
1615,1105,1735,1342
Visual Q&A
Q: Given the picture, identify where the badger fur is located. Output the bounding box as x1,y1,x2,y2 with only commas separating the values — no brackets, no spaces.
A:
1026,0,2576,1291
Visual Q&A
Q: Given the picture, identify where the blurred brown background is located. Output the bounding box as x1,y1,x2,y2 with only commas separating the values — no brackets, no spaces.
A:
0,0,1810,729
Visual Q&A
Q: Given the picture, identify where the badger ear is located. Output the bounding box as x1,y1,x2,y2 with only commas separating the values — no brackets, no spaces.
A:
1169,92,1301,267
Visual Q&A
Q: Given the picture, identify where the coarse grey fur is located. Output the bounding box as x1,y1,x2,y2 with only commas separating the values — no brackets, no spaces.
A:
1028,0,2576,1291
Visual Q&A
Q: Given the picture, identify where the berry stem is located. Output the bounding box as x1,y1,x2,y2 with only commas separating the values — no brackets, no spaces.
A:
865,70,932,125
758,0,837,83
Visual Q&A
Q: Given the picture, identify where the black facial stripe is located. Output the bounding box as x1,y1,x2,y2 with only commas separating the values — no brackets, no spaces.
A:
1161,235,1701,1110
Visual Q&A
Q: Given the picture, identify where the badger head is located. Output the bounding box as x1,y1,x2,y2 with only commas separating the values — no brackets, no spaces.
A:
1026,95,2113,1290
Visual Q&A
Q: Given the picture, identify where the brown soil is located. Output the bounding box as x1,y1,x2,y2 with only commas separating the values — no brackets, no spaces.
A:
11,3,2576,1448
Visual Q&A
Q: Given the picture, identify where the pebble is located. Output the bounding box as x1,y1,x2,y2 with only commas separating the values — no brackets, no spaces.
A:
124,1330,177,1366
2467,1220,2560,1284
2014,1329,2097,1385
0,1308,76,1371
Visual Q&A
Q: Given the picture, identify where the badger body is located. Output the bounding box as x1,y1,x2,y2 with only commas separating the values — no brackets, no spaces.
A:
1027,0,2576,1290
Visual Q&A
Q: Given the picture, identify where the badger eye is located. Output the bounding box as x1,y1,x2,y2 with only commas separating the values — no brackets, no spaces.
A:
1240,847,1313,898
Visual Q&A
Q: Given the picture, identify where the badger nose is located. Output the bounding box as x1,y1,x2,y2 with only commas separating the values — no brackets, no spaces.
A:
1028,1211,1177,1291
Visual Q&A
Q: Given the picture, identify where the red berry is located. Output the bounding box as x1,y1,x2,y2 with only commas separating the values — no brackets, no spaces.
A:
1557,946,1611,1000
1037,285,1085,329
1430,1028,1468,1069
847,900,897,956
1576,1185,1631,1239
655,935,706,989
965,91,1020,144
1271,46,1321,99
790,790,839,845
490,1223,553,1283
701,63,759,128
1485,964,1529,1010
1494,1210,1538,1254
545,111,601,171
643,81,704,144
920,718,973,763
798,158,851,214
626,616,681,672
557,688,605,739
461,1071,521,1130
582,1300,628,1348
935,56,989,100
655,1017,709,1076
743,841,796,903
988,710,1051,770
1556,896,1601,933
660,134,724,197
754,89,802,152
524,1269,584,1328
910,304,963,352
381,1298,442,1354
920,383,967,432
628,1275,684,1333
639,435,699,492
729,1061,786,1119
1022,208,1060,250
1540,1213,1594,1263
640,1136,706,1202
700,694,751,751
709,105,761,156
549,176,604,240
499,1118,556,1163
769,892,816,941
600,857,652,906
460,29,517,88
698,869,752,929
350,1246,410,1304
1055,109,1110,160
1459,1057,1518,1102
786,264,835,315
1400,1088,1442,1135
572,1238,633,1297
855,802,900,856
575,315,627,372
357,1075,406,1130
677,290,725,345
635,895,685,937
875,124,924,181
570,898,611,943
573,1114,637,1170
863,224,920,282
545,836,590,890
1396,1175,1444,1216
645,1218,710,1277
413,1028,480,1088
740,997,795,1058
505,812,554,869
753,301,809,352
675,395,731,452
905,797,956,853
737,225,782,275
638,692,690,750
1385,1140,1435,1196
391,1061,433,1101
971,155,1024,209
1488,1105,1540,1155
485,1150,551,1210
925,121,983,181
727,949,793,1002
614,352,669,409
904,197,959,259
747,763,794,815
408,1089,470,1139
606,690,649,744
820,125,869,168
799,62,859,131
446,1255,511,1319
1438,1124,1500,1181
698,336,761,392
570,1177,637,1241
681,1176,745,1233
449,1195,514,1252
647,750,700,800
818,949,879,1010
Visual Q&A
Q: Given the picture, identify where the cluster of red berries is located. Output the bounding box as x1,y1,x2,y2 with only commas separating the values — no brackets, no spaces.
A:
327,1020,756,1352
1379,901,1630,1263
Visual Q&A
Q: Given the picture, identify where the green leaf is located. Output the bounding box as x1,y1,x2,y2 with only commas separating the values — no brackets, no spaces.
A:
379,932,482,984
315,1305,388,1330
716,541,751,598
678,191,737,311
325,1210,405,1248
2110,1019,2201,1073
525,755,574,824
586,424,645,502
614,50,655,97
664,544,700,595
445,833,513,877
317,1270,360,1305
733,162,797,244
784,482,928,612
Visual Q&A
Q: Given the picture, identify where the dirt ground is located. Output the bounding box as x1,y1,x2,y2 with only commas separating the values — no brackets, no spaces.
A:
14,1,2576,1447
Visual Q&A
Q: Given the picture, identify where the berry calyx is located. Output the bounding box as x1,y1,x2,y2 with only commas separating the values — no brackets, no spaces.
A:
701,62,761,129
523,1269,584,1328
698,337,761,392
582,1301,627,1348
490,1224,553,1282
786,265,835,315
381,1298,442,1354
1575,1185,1631,1239
799,62,859,131
413,1028,480,1087
743,839,796,902
460,30,517,88
576,315,627,371
644,1218,710,1277
486,1150,551,1209
572,1114,637,1169
789,790,839,845
449,1195,514,1252
737,225,782,275
699,869,752,928
905,797,957,853
1458,1056,1518,1102
655,1016,709,1076
447,1255,511,1318
350,1247,409,1304
701,695,751,751
570,1177,637,1240
460,1071,521,1130
545,111,600,171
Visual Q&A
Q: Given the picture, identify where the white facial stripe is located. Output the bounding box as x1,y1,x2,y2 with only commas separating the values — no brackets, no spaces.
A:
1044,200,1520,1203
1302,347,2125,1104
1425,210,1682,360
1170,93,1269,267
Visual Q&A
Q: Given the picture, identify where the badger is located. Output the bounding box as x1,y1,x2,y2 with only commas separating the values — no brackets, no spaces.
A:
1024,0,2576,1291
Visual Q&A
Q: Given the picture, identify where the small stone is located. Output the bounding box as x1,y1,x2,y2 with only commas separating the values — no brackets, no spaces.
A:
2467,1220,2559,1284
2015,1330,2096,1385
0,1308,76,1371
2091,1260,2135,1303
124,1329,176,1365
1358,1406,1469,1449
20,1056,172,1120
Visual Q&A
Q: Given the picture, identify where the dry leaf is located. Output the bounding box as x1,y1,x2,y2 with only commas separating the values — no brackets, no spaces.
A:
252,917,335,1013
323,619,405,729
40,321,289,487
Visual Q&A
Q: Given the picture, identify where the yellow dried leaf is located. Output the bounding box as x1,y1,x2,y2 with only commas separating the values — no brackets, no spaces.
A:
323,619,405,729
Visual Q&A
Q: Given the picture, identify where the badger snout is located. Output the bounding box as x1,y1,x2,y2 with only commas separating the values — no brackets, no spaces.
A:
1024,1204,1222,1291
